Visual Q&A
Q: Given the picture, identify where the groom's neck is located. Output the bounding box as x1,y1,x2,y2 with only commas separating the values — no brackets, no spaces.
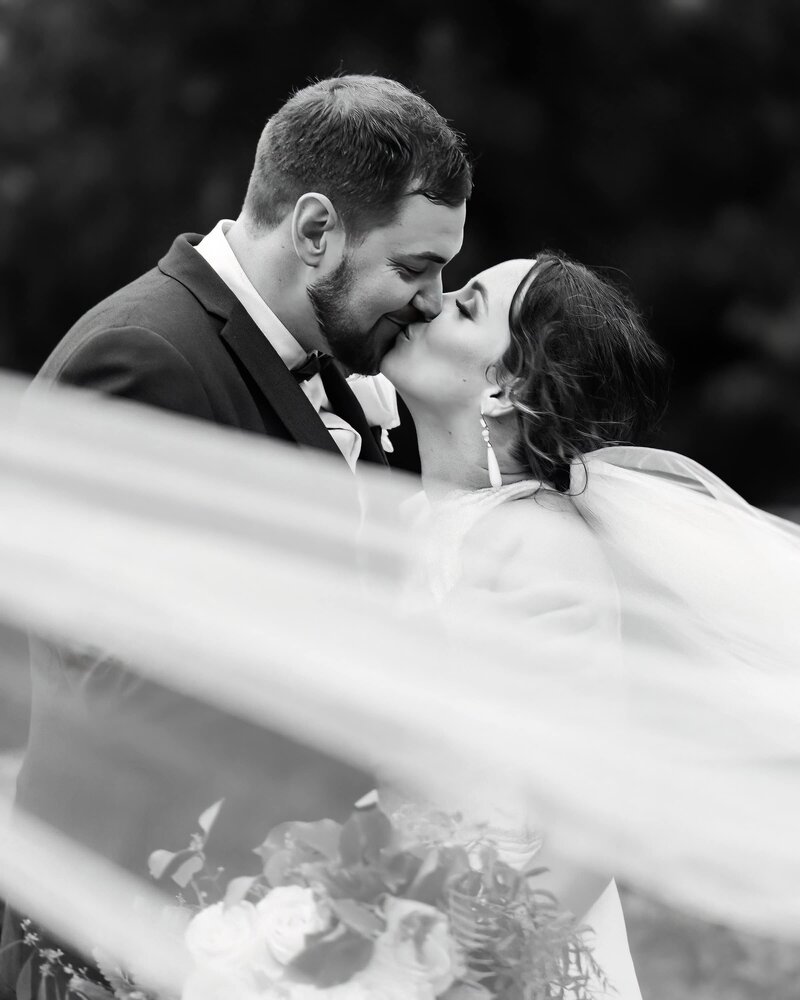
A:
225,217,327,355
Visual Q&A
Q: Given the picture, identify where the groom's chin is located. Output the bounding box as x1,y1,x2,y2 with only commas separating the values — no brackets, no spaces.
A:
335,334,394,377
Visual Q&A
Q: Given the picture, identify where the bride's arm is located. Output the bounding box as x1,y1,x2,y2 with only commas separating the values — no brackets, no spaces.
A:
441,495,621,919
442,493,620,654
531,838,613,920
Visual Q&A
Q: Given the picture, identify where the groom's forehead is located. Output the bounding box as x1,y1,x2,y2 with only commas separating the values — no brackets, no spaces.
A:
373,195,465,260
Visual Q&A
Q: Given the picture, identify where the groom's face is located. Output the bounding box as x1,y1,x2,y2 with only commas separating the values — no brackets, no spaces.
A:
307,194,466,375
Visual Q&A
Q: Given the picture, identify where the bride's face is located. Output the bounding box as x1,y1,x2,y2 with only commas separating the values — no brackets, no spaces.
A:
381,259,534,412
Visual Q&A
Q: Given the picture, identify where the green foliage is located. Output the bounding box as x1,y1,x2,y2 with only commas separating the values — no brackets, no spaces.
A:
70,978,114,1000
16,955,32,1000
67,981,114,1000
11,923,152,1000
445,848,604,1000
147,798,225,903
338,806,393,866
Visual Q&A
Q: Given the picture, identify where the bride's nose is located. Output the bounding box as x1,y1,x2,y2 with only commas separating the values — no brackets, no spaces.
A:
411,275,444,321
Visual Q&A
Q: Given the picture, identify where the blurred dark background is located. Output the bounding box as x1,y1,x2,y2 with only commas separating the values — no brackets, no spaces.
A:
1,0,799,509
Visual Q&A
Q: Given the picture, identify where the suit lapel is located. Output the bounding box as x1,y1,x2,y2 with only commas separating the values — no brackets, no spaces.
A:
220,303,342,457
159,233,236,320
159,233,388,468
319,362,390,468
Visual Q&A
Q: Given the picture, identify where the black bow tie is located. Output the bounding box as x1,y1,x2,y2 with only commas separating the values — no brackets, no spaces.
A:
291,352,331,383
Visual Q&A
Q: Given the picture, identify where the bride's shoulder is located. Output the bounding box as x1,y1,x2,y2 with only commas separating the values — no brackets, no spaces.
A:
461,488,612,590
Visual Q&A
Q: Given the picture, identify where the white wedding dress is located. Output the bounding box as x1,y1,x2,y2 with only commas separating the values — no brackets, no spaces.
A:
393,472,644,1000
392,445,800,1000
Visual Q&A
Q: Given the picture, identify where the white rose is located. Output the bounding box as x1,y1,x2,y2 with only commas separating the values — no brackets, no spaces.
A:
357,967,430,1000
181,967,266,1000
185,901,281,980
289,982,370,1000
255,886,330,966
365,898,461,998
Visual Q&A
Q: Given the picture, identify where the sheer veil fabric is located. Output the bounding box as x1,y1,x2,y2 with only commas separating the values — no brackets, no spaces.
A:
0,372,799,992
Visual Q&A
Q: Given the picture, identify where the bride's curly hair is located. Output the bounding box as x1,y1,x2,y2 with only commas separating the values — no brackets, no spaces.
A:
494,252,670,493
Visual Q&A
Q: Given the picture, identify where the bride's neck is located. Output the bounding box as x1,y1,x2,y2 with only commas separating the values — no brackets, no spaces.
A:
411,406,529,500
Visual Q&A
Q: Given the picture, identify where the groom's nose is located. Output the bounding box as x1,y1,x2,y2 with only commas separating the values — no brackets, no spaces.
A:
411,276,444,321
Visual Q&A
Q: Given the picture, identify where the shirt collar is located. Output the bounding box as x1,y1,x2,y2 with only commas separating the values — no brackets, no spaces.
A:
195,219,307,370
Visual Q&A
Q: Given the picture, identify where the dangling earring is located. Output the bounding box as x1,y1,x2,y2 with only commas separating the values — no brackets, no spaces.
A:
480,410,503,489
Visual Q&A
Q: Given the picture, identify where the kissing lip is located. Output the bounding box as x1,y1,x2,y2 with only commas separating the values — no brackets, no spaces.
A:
385,318,409,345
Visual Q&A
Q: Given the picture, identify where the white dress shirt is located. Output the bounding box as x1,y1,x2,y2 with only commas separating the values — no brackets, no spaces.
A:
196,220,374,470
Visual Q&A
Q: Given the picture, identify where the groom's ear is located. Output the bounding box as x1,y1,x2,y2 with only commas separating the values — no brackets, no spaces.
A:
480,384,516,419
291,193,343,267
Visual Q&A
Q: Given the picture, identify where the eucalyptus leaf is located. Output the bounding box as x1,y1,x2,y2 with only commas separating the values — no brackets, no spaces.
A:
379,850,422,893
441,983,493,1000
147,849,176,880
264,848,293,886
256,819,342,865
524,866,550,879
314,865,388,903
339,808,392,867
68,979,115,1000
197,799,225,837
405,861,450,906
407,846,468,906
172,854,204,888
224,875,258,907
293,819,342,860
329,898,384,938
92,950,139,1000
148,847,202,884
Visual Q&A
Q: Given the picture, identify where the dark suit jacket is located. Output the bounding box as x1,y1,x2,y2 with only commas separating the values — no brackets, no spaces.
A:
1,235,382,997
32,233,390,465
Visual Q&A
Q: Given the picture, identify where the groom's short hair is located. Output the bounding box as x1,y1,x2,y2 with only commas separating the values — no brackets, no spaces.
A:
242,75,472,236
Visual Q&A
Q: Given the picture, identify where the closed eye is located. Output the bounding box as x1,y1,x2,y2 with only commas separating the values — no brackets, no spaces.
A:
392,261,425,278
456,299,472,319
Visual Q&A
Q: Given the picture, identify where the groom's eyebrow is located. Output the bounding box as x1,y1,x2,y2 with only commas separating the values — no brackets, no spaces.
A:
405,251,448,265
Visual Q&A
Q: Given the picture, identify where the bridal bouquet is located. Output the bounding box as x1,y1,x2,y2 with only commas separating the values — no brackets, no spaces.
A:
69,799,605,1000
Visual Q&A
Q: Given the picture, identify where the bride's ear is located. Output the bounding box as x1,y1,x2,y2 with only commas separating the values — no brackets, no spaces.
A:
480,384,516,419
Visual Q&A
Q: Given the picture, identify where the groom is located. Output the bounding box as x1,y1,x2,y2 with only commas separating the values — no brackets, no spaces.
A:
0,75,470,998
32,74,469,469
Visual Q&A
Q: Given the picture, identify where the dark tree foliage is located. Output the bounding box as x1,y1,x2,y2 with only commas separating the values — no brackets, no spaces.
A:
1,0,799,505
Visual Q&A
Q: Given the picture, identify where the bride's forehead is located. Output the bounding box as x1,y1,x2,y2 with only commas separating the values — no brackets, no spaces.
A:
472,259,535,298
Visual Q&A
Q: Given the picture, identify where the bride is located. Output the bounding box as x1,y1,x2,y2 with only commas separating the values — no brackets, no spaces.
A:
379,250,800,998
1,252,798,1000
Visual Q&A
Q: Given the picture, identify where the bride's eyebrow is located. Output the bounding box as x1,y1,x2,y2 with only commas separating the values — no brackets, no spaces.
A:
469,280,489,309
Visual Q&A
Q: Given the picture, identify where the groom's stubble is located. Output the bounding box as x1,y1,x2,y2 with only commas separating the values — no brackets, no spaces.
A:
306,256,391,377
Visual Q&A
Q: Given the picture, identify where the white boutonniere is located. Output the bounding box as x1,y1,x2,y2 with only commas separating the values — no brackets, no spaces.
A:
345,374,401,453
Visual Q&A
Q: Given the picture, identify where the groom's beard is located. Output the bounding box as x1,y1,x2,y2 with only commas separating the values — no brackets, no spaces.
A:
307,257,384,376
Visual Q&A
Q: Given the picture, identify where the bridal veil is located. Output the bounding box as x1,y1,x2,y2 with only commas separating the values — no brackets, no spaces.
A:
0,373,799,993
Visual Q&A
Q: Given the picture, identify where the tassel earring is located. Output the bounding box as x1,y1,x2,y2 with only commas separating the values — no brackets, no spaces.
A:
480,411,503,489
